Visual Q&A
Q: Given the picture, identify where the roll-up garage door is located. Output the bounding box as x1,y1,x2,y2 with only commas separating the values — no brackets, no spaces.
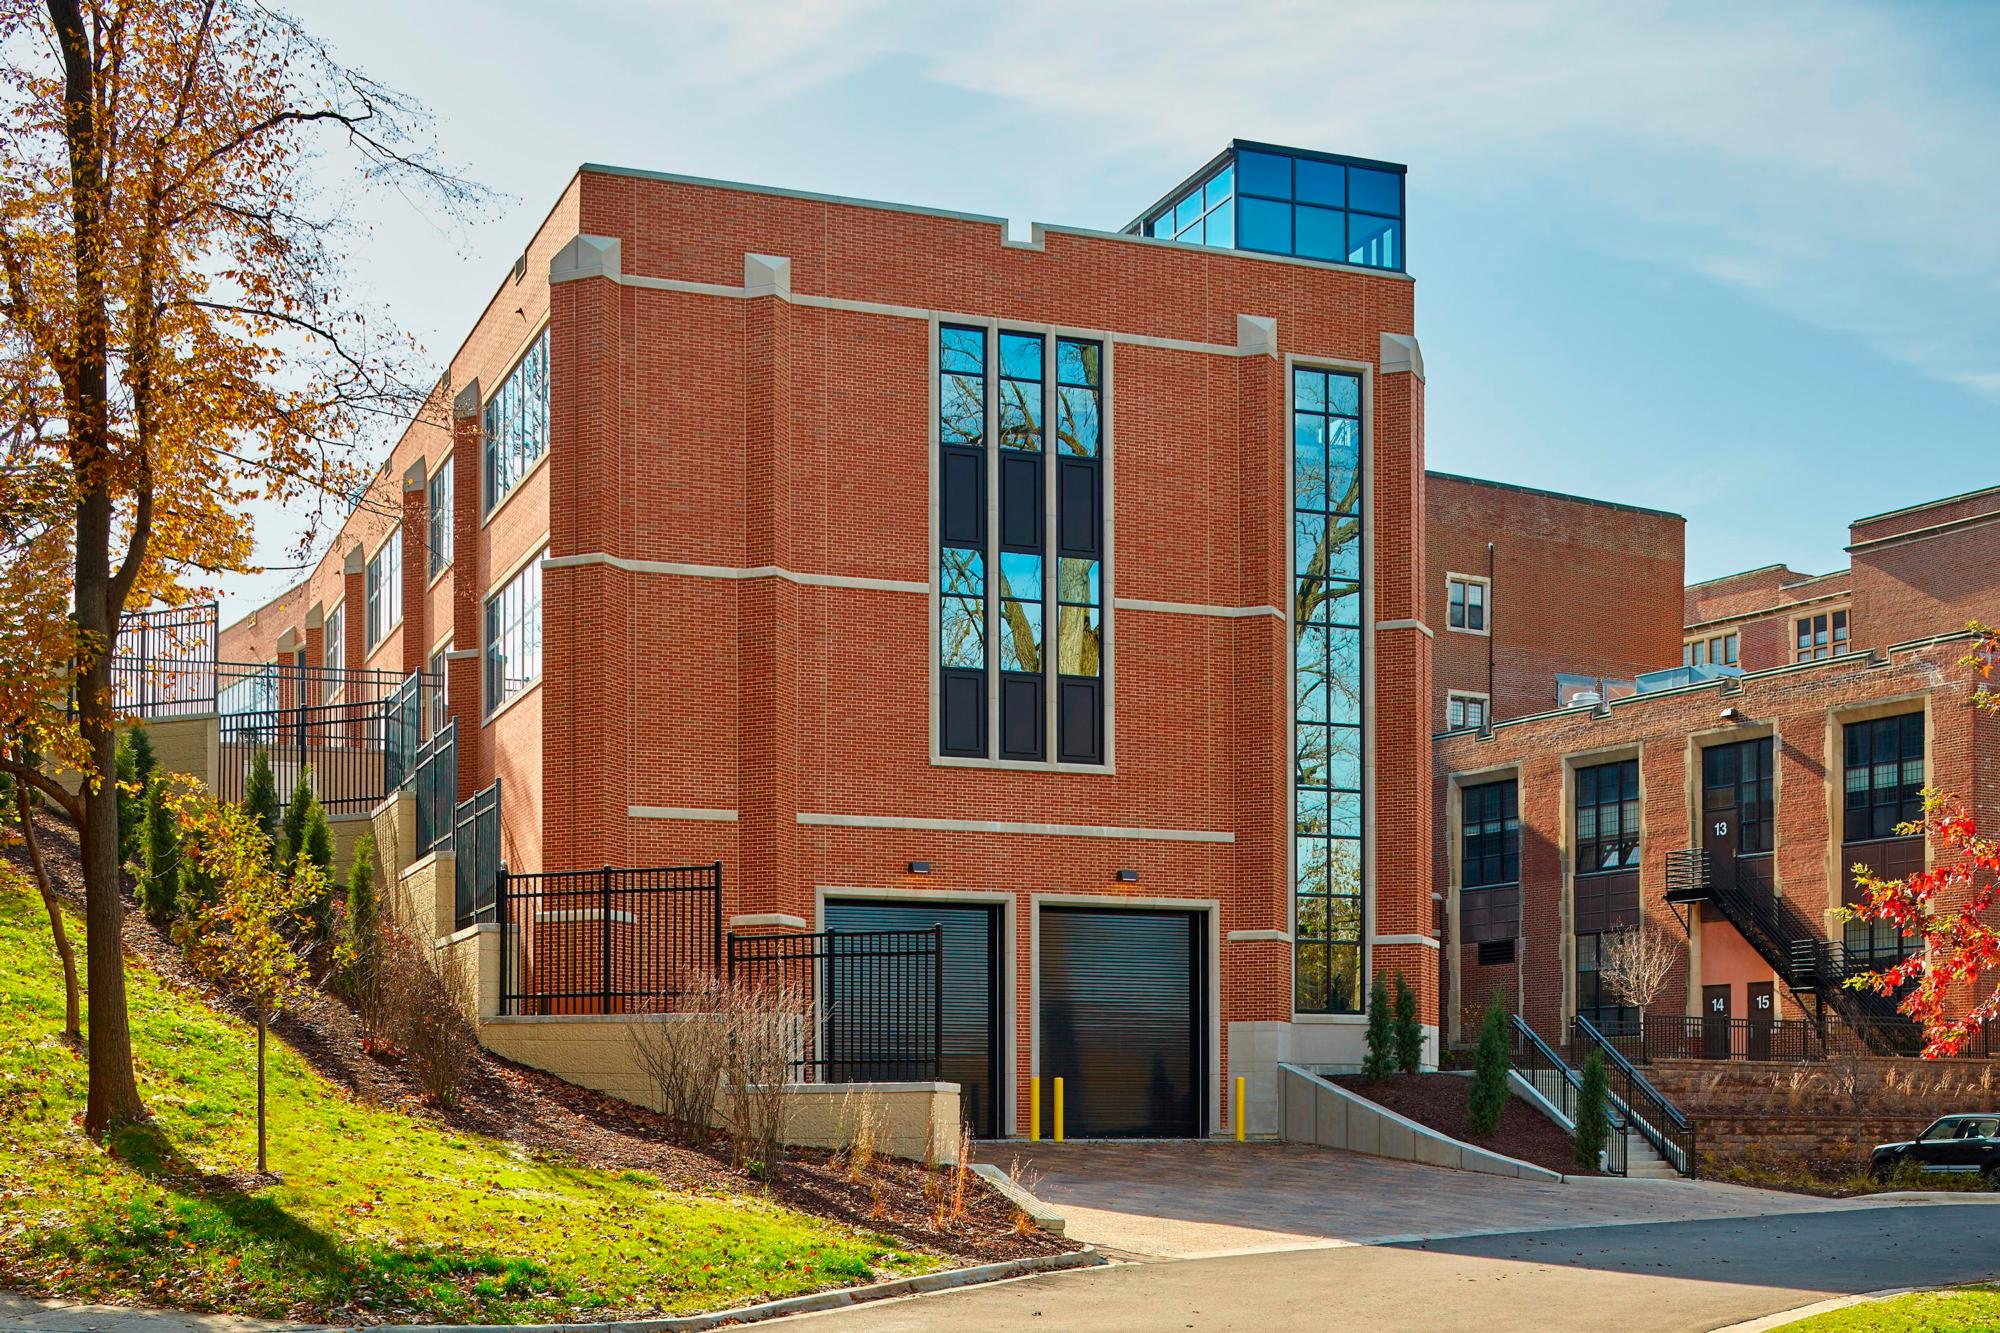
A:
1038,907,1205,1138
824,899,1001,1138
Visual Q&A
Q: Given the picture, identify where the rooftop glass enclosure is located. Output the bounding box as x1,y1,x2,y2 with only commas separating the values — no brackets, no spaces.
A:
1127,141,1407,272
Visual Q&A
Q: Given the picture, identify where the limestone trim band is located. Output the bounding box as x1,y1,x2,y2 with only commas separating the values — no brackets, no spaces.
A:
797,811,1235,843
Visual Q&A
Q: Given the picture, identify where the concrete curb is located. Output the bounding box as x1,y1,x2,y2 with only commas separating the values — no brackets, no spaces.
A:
1705,1284,1922,1333
969,1162,1067,1236
370,1248,1104,1332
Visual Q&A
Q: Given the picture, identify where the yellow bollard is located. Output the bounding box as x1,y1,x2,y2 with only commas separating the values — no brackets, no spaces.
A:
1030,1077,1041,1142
1053,1076,1065,1143
1235,1075,1246,1142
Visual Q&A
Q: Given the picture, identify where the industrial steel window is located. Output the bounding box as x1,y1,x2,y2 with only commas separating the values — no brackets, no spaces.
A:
484,555,542,715
365,529,402,649
1446,575,1487,633
1843,712,1924,842
1685,631,1738,667
1149,159,1236,246
1703,737,1774,855
427,642,450,733
321,605,343,701
1574,759,1640,873
1461,780,1519,889
935,325,1105,765
1795,609,1848,662
1293,364,1365,1015
428,457,454,578
483,328,549,514
1447,691,1489,731
1574,932,1638,1033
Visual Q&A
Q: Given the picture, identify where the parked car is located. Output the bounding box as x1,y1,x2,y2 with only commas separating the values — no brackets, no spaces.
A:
1870,1115,2000,1183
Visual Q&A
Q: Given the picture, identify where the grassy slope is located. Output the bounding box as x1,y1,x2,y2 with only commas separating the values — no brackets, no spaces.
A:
0,884,930,1323
1780,1285,2000,1331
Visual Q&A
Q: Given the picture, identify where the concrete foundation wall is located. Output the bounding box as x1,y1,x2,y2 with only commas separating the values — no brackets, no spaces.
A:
142,715,218,787
1276,1062,1561,1180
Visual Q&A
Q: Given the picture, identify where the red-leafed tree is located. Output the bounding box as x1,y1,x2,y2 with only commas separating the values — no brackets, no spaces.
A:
1848,625,2000,1056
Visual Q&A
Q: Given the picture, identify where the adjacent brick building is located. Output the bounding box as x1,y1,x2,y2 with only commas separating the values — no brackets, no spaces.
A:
220,142,1436,1139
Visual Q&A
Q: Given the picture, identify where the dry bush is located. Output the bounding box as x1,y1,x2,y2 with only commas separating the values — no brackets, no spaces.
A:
371,926,476,1106
946,1124,974,1225
719,976,808,1177
833,1086,882,1184
1006,1156,1044,1236
868,1180,888,1220
629,974,729,1141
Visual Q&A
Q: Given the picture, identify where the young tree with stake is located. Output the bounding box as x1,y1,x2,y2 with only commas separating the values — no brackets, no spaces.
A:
1600,925,1682,1054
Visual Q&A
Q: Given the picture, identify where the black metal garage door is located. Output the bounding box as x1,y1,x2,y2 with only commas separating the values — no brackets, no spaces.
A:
824,899,1002,1138
1039,907,1205,1138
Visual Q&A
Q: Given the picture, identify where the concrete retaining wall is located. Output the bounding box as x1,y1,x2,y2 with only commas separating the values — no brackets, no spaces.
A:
1277,1063,1562,1181
142,715,217,788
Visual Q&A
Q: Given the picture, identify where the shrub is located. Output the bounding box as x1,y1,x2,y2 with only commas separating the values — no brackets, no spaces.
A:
242,747,279,846
1361,971,1395,1079
1575,1050,1610,1171
1466,993,1511,1138
114,729,143,870
373,927,476,1105
630,974,730,1140
342,833,381,1003
137,778,180,922
1393,973,1422,1074
278,768,315,872
721,978,808,1177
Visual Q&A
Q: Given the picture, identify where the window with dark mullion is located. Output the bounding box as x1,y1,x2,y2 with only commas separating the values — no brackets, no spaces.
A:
938,325,988,758
1054,337,1103,764
1843,712,1924,842
995,332,1045,761
1703,738,1774,854
1574,759,1640,873
1462,780,1519,888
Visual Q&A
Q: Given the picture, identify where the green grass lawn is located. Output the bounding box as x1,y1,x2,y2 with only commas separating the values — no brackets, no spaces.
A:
0,883,931,1323
1780,1285,2000,1331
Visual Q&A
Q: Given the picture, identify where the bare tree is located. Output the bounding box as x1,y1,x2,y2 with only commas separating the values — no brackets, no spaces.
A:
1600,925,1683,1051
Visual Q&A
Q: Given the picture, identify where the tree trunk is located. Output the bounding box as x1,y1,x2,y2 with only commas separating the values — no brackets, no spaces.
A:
48,0,143,1137
17,786,81,1042
256,1013,268,1174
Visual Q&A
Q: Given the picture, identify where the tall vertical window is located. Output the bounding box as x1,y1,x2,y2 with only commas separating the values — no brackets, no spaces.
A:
365,529,402,648
483,328,549,513
428,457,454,578
1703,737,1774,855
1293,365,1364,1015
1446,575,1487,633
935,326,1106,766
1574,759,1640,873
1461,780,1519,889
427,642,450,733
484,555,542,714
1844,713,1923,842
1795,609,1849,662
322,604,344,699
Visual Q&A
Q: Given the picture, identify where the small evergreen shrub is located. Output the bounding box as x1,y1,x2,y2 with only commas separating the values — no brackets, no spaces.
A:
1575,1049,1610,1171
1393,974,1422,1074
278,768,316,873
114,731,142,869
1466,993,1511,1138
343,833,381,1006
138,779,180,922
1361,972,1395,1079
243,747,279,847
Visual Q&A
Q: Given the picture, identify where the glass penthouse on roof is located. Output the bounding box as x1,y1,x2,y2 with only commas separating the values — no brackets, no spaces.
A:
1127,140,1407,272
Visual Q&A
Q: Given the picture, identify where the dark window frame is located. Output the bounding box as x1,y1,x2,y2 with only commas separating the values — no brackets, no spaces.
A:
1574,758,1640,874
1703,736,1775,855
1843,712,1924,843
1461,779,1519,890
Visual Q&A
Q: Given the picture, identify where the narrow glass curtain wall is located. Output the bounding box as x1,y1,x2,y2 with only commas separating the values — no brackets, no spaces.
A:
484,329,550,514
1292,365,1365,1014
936,325,1106,766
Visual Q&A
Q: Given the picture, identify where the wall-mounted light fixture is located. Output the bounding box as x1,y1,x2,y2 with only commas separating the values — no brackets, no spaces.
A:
1720,706,1743,723
907,861,933,875
1115,868,1140,883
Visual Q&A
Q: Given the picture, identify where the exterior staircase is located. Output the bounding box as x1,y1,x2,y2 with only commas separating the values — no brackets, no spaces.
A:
1508,1015,1695,1177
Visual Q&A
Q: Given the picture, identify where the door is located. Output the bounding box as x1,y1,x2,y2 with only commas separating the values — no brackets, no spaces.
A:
1701,984,1732,1059
1701,749,1743,896
1747,982,1774,1060
824,899,1002,1139
1039,907,1205,1138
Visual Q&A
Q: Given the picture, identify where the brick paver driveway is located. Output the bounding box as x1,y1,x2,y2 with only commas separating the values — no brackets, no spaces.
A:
1000,1139,1987,1258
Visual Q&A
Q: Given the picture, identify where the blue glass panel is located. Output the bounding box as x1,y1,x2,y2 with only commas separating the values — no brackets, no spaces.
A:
1149,214,1172,238
1056,340,1099,387
941,374,984,446
1327,373,1361,417
1296,837,1329,896
998,551,1043,599
1348,167,1402,216
1174,190,1203,234
1295,723,1329,787
1327,627,1361,723
998,380,1042,451
1237,149,1292,198
1295,205,1344,262
1204,163,1234,211
1328,419,1361,511
941,597,985,668
1326,520,1360,581
1329,791,1362,839
1058,385,1099,456
1295,159,1345,208
1325,583,1361,629
1057,557,1100,605
1328,847,1362,900
1205,203,1234,248
999,600,1043,672
1295,625,1328,718
1293,369,1327,412
1296,787,1329,836
999,332,1043,382
940,327,984,375
1347,213,1402,270
1294,512,1327,575
1057,604,1101,676
1293,414,1326,510
1238,197,1292,254
940,547,984,596
1326,725,1361,791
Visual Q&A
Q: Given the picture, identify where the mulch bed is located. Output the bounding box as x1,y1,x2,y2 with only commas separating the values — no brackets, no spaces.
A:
1336,1073,1598,1176
12,809,1073,1265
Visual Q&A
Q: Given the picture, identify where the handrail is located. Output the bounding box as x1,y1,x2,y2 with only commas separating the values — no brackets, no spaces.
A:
1574,1014,1697,1177
1510,1014,1628,1175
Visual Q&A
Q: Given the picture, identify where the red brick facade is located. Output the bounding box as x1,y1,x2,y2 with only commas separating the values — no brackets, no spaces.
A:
219,162,1435,1136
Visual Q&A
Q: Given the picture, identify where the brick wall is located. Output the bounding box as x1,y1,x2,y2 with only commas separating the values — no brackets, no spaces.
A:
1427,473,1683,729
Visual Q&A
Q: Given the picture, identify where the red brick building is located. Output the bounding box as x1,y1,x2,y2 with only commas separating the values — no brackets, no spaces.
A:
220,143,1436,1139
1438,486,2000,1050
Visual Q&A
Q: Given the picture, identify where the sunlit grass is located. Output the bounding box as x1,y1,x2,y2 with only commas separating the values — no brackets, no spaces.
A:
1778,1284,2000,1331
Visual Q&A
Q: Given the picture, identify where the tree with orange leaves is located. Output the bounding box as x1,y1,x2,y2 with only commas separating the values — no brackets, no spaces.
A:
1847,624,2000,1057
0,0,482,1133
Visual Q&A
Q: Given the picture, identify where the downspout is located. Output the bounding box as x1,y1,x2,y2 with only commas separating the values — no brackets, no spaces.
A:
1486,541,1496,727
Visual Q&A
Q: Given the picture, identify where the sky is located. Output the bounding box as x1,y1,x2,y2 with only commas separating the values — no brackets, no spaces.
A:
220,0,2000,618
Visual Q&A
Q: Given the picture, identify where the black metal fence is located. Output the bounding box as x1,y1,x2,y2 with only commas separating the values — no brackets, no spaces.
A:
1605,1016,1825,1064
218,700,395,816
110,604,218,717
728,927,943,1083
1573,1014,1697,1177
412,721,457,858
1510,1015,1628,1175
453,779,502,930
496,862,724,1016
